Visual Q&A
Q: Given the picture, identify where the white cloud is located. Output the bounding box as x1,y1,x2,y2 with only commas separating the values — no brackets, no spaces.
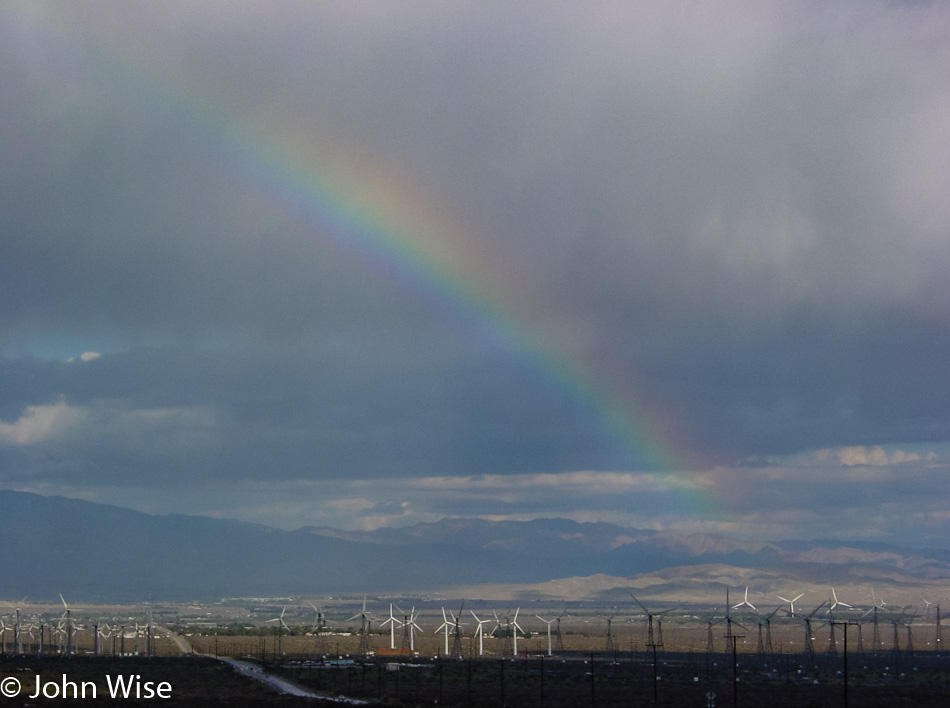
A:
66,351,101,363
0,401,85,446
0,399,220,457
781,445,934,468
837,445,923,466
838,445,889,466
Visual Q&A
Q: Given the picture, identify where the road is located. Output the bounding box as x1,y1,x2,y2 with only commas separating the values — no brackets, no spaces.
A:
158,626,365,703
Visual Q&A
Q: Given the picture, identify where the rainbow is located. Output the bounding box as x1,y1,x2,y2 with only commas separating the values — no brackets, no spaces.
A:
16,7,717,517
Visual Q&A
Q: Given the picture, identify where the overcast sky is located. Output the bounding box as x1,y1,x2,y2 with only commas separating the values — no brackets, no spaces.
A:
2,1,949,546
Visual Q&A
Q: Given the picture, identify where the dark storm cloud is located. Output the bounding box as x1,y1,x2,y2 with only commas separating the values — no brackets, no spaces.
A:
2,2,949,539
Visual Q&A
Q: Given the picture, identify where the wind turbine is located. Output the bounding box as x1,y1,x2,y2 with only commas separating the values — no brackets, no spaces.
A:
756,608,780,656
936,605,942,650
471,611,491,656
347,597,373,657
732,586,756,613
631,595,674,649
701,607,722,653
493,609,523,656
829,588,853,613
98,622,113,657
381,604,401,650
602,614,618,652
536,615,557,656
905,612,918,654
437,607,453,656
308,602,330,655
13,607,21,655
400,607,422,652
59,594,80,656
777,593,804,618
20,621,35,656
510,608,524,656
803,601,827,655
449,602,467,658
265,607,290,656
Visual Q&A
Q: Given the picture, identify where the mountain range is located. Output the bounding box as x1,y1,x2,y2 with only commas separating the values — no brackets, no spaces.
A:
2,490,948,604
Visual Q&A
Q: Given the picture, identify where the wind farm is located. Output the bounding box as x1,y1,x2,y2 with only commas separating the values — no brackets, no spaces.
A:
2,587,950,706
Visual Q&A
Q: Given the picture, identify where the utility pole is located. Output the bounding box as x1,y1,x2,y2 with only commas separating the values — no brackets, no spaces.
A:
647,632,663,706
831,621,858,708
725,618,744,708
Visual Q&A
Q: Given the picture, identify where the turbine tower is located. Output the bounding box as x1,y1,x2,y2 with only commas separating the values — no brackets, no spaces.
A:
400,607,422,652
265,607,290,656
347,597,374,657
803,601,827,655
471,611,491,656
437,608,453,656
450,603,466,658
603,614,617,652
494,609,523,656
13,608,21,655
631,595,674,649
510,608,523,656
308,603,330,655
434,602,466,658
757,608,779,656
381,604,401,650
59,594,80,657
936,605,942,652
536,615,557,656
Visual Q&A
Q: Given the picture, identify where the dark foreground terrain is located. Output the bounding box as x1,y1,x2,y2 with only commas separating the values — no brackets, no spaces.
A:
0,656,316,707
2,651,950,706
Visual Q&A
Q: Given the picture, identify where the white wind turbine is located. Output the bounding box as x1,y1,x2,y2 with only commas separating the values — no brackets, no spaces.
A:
436,607,452,656
381,604,401,650
59,594,81,656
777,593,804,617
400,607,422,651
98,622,113,656
536,615,557,656
471,611,491,656
21,621,35,656
13,607,21,655
732,586,756,612
829,588,853,613
509,608,524,656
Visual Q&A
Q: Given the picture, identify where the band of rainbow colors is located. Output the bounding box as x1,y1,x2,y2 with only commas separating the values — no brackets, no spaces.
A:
14,6,718,519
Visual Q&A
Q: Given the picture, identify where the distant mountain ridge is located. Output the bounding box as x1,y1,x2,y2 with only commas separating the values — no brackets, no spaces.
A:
2,490,948,602
303,518,950,577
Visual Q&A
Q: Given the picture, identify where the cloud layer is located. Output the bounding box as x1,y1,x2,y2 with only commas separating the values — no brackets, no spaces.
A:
2,2,949,544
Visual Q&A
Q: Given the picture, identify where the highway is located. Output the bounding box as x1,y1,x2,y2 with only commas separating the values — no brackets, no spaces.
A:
159,626,364,703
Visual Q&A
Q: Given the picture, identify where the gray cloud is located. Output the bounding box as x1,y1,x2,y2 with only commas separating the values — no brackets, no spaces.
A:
2,2,950,543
